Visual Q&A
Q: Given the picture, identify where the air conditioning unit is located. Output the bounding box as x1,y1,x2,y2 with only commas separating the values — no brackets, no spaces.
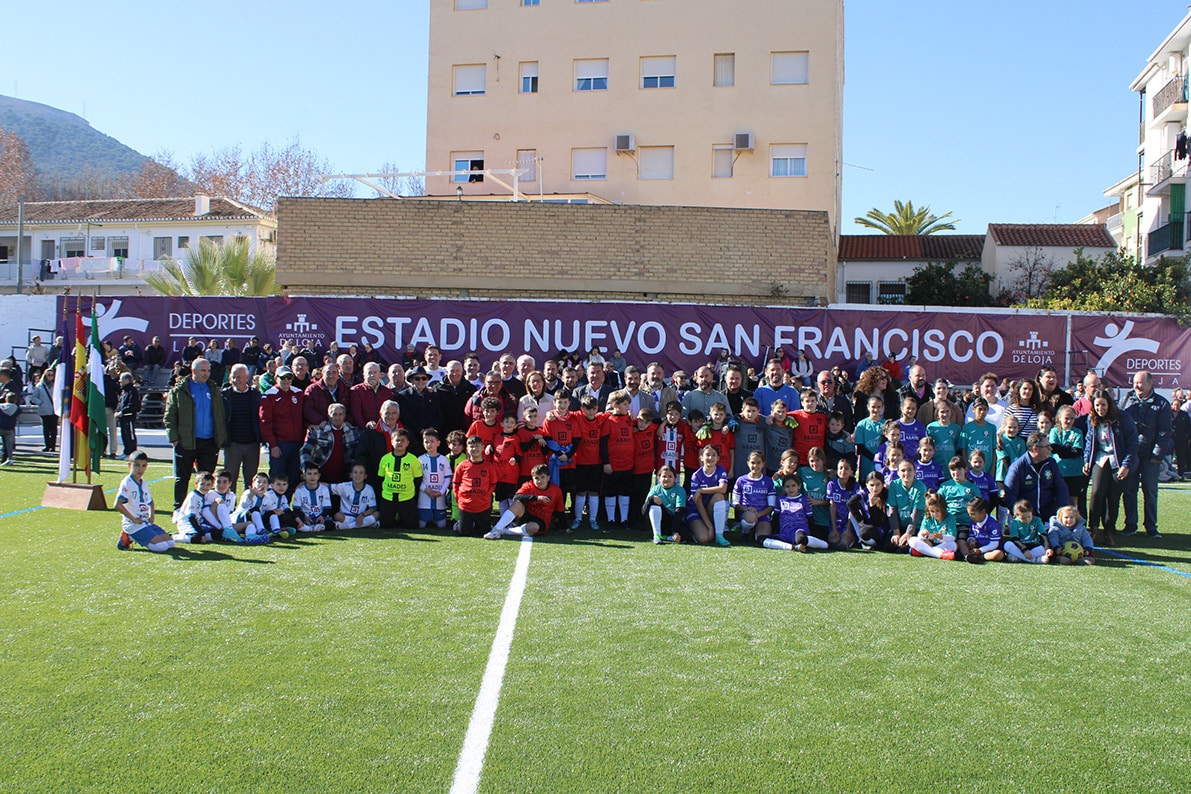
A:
615,133,636,153
734,132,755,151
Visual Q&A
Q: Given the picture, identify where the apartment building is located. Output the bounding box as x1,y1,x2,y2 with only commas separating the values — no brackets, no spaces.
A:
1132,7,1191,262
425,0,844,231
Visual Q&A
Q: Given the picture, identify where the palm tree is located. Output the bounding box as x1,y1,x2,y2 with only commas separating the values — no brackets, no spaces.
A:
145,237,281,296
854,200,958,235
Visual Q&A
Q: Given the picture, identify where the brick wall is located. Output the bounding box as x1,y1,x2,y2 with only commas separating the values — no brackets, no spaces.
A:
276,198,836,305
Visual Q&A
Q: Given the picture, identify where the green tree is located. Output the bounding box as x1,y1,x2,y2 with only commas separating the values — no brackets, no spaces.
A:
854,199,958,235
903,260,994,306
145,237,280,297
1028,249,1191,321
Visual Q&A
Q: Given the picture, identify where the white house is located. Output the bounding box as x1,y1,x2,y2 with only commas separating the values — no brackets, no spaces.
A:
982,224,1117,298
0,195,276,295
837,235,985,304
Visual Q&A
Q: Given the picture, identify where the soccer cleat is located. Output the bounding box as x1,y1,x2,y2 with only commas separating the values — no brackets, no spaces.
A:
588,519,599,531
909,547,924,557
117,531,132,550
483,529,502,540
653,535,664,545
795,542,808,553
244,533,271,545
714,535,731,547
222,528,245,544
939,550,956,561
570,516,583,530
1147,531,1163,540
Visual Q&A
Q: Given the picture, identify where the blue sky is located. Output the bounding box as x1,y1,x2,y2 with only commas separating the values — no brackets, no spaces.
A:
4,1,1182,233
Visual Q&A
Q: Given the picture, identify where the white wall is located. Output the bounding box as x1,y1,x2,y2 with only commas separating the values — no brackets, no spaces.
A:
0,295,59,368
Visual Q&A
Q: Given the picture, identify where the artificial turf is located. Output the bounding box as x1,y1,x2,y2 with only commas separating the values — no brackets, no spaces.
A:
1,457,1188,792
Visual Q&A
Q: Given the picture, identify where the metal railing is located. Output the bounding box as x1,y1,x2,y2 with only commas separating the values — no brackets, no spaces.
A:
1152,74,1188,118
1147,215,1187,257
1149,149,1190,185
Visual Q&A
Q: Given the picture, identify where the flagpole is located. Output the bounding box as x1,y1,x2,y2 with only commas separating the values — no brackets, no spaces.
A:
56,294,72,484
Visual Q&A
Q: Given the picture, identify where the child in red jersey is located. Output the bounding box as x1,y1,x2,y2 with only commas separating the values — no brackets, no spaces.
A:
570,395,606,530
695,402,735,480
453,435,498,536
493,413,522,513
790,388,827,463
466,396,504,459
484,465,566,539
630,407,659,529
600,390,637,529
517,406,550,485
543,403,578,523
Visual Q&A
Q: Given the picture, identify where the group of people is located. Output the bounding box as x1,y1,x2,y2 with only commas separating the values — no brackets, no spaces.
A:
96,336,1173,561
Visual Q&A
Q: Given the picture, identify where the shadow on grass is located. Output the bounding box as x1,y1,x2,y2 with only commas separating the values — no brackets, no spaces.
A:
164,547,275,563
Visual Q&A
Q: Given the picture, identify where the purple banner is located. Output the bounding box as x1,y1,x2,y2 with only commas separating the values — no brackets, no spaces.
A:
65,296,1189,388
1069,314,1191,389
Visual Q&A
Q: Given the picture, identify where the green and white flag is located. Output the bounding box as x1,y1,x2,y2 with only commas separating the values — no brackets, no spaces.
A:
87,307,107,471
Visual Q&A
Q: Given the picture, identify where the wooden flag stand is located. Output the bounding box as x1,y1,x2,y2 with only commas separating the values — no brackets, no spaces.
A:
42,481,108,511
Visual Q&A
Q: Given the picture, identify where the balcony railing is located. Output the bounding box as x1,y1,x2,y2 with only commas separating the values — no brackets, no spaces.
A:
1147,214,1188,257
1153,74,1188,118
1149,149,1190,186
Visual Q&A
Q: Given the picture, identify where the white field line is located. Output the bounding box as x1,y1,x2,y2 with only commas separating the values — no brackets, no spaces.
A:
449,535,535,794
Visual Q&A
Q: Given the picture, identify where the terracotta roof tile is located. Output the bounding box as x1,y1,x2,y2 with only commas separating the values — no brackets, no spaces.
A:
986,223,1115,248
838,235,985,261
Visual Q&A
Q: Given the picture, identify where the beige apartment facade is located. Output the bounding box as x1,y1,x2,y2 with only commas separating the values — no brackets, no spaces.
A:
426,0,844,232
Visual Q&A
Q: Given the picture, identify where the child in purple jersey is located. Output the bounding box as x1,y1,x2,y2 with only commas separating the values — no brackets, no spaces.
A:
962,496,1005,563
764,473,827,552
913,436,944,492
732,450,776,542
967,449,998,510
686,445,730,546
873,420,902,474
879,441,905,488
827,457,863,548
897,396,927,462
848,471,892,551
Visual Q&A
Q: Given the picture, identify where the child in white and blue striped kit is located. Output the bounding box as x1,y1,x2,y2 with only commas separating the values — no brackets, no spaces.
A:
234,472,281,541
174,471,217,544
116,451,175,552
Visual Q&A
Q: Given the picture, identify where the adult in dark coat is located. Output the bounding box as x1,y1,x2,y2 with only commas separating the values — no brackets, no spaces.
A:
397,366,443,455
434,360,477,436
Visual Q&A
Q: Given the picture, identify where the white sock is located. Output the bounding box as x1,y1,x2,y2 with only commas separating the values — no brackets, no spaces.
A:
763,538,793,550
648,505,663,538
712,501,728,537
586,495,600,522
359,515,379,528
499,525,526,536
805,535,829,550
740,518,756,532
251,514,265,534
908,536,945,558
217,503,234,528
337,517,358,530
604,497,617,523
1004,541,1031,563
147,540,173,552
268,514,281,531
1028,545,1047,562
493,509,517,533
618,495,630,523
